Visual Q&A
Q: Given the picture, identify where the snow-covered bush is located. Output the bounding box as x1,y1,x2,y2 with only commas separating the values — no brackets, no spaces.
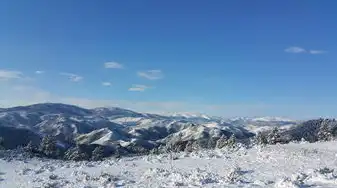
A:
216,135,227,149
43,182,59,188
274,177,301,188
317,167,334,175
189,168,222,185
224,167,243,184
64,145,90,161
291,172,308,186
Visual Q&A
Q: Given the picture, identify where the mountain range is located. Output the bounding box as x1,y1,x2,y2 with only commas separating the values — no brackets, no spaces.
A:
0,103,298,150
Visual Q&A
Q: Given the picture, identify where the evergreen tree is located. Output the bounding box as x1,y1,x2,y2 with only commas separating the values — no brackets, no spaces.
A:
24,141,39,156
225,134,236,149
216,135,227,149
185,140,198,152
39,136,62,158
0,137,4,150
254,132,268,145
195,138,209,149
171,141,188,152
207,137,218,149
24,141,34,152
267,127,280,144
114,144,122,158
91,146,105,161
318,121,333,141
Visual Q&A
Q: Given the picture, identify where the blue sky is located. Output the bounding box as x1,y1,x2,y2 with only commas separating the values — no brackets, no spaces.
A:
0,0,337,118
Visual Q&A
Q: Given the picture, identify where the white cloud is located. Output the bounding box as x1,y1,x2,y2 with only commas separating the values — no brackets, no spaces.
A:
60,72,83,82
35,70,45,74
104,62,124,69
102,82,112,86
284,46,306,53
309,50,327,54
128,84,150,92
0,69,22,81
137,70,164,80
285,47,327,55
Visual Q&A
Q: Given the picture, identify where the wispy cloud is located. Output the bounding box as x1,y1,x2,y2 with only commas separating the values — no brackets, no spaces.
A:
128,84,150,92
284,46,306,54
60,72,83,82
102,82,112,86
0,69,22,81
285,46,327,55
137,70,164,80
104,62,124,69
35,70,45,74
309,50,327,54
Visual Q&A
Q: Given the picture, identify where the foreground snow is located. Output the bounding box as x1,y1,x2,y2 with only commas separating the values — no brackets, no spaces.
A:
2,142,337,187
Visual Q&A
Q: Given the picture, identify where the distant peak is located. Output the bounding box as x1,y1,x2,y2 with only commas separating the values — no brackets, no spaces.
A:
160,112,213,120
251,116,294,122
229,116,294,122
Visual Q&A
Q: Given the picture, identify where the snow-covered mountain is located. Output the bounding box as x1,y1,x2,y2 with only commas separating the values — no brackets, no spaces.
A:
0,103,297,150
224,116,297,133
161,112,216,121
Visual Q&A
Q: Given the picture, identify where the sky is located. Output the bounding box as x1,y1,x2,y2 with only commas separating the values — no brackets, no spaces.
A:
0,0,337,119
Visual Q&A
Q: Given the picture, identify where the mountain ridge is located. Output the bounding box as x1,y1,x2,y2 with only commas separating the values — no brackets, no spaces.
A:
0,103,297,152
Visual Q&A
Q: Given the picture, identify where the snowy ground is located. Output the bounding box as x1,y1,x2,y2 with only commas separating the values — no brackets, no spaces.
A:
2,142,337,187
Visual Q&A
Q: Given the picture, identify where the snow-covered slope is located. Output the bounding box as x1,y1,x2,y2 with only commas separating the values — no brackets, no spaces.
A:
0,104,124,147
76,128,130,146
2,141,337,187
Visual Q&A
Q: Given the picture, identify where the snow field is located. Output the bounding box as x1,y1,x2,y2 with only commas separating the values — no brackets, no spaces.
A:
2,141,337,187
